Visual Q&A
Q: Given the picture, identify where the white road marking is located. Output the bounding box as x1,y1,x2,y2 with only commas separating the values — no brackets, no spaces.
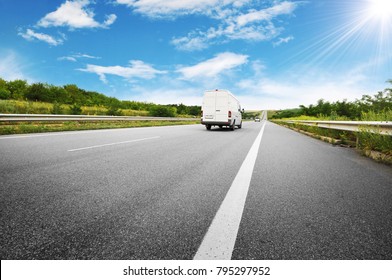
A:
194,121,266,260
0,130,101,140
67,136,160,152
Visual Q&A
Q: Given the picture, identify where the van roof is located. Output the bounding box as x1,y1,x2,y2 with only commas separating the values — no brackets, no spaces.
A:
204,89,239,103
205,89,230,93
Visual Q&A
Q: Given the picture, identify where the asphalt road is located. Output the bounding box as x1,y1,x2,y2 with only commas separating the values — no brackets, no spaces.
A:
1,121,391,259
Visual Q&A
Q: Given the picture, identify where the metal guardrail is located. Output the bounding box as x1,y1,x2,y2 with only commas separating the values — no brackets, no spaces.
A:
280,120,392,135
0,114,198,122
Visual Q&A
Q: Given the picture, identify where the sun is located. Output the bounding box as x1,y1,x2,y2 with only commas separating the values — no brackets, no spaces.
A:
367,0,392,19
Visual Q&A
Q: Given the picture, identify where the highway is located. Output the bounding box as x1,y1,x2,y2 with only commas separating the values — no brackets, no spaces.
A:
1,120,391,259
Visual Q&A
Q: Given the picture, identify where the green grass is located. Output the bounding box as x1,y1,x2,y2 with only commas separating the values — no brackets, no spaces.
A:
357,128,392,155
0,100,53,114
273,114,351,121
361,110,392,121
0,120,200,135
269,109,392,122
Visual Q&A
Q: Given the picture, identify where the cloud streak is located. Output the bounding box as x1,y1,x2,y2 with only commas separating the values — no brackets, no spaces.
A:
177,52,248,80
273,35,294,47
78,60,167,83
115,0,250,18
58,53,101,62
18,29,64,46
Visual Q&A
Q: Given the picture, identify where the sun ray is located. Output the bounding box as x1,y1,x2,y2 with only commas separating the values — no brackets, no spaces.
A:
280,0,392,75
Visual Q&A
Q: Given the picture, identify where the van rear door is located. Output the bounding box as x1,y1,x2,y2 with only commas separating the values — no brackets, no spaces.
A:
215,91,228,122
203,91,216,121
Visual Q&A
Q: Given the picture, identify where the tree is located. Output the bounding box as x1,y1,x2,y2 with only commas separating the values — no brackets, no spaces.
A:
64,84,82,104
0,78,11,99
176,103,188,115
299,105,308,115
188,106,201,116
48,85,69,104
7,79,28,100
25,83,50,102
316,99,332,116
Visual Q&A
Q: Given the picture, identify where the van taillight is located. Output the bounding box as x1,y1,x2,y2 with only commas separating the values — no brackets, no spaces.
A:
228,111,232,118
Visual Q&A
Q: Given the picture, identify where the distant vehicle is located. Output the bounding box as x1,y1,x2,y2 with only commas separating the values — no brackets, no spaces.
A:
255,117,261,122
201,89,243,131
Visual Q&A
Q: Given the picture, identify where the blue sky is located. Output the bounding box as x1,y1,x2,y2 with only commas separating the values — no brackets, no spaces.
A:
1,0,391,110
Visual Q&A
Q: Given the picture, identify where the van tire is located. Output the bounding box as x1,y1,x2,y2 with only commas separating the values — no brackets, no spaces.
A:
206,124,211,130
238,121,242,129
230,121,235,131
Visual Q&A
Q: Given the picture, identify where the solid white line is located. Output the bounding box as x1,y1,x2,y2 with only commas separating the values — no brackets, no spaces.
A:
194,121,266,260
67,136,160,152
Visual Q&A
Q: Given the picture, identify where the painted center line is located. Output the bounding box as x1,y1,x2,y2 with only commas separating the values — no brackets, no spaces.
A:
194,121,266,260
67,136,160,152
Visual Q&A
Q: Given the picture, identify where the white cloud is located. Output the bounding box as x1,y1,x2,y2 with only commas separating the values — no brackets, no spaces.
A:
171,1,300,51
103,14,117,27
115,0,250,18
171,35,209,51
74,53,100,59
273,35,294,47
78,60,167,83
177,52,248,80
58,53,101,62
37,0,116,29
18,29,64,46
58,56,77,62
236,1,297,26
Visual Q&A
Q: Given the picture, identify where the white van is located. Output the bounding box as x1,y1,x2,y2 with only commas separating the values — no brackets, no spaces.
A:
201,89,243,130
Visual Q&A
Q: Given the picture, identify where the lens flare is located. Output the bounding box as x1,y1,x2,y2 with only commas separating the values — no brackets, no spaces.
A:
368,0,392,19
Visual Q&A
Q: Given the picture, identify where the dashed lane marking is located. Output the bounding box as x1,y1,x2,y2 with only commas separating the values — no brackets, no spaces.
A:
67,136,160,152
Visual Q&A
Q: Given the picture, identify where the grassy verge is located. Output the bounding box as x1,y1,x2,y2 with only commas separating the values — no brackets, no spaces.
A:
0,120,200,135
0,100,149,116
272,120,392,165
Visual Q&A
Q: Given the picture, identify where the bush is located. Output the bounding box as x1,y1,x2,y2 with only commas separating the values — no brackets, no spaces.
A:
106,106,122,116
149,105,177,117
51,102,63,114
0,88,11,99
70,103,82,115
